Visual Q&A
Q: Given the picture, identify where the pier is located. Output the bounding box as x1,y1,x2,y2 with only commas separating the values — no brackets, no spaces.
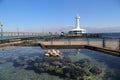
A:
0,37,120,57
0,31,120,57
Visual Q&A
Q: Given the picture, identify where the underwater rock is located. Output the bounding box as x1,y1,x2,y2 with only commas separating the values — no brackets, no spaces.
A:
33,56,43,63
0,59,6,64
54,68,63,74
30,56,93,79
64,72,71,78
63,56,71,63
13,59,27,67
18,56,25,60
34,63,39,68
4,55,18,62
89,66,102,75
51,61,62,67
47,65,55,71
83,75,91,80
2,51,100,80
62,66,86,79
75,58,90,68
67,63,76,68
37,62,50,72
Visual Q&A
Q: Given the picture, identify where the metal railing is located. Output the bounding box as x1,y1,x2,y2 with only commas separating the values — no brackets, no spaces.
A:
0,34,120,51
46,38,120,50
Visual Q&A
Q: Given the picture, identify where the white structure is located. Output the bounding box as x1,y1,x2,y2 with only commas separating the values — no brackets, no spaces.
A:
69,14,86,35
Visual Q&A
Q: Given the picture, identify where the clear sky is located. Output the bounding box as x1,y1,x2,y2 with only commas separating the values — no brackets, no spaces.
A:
0,0,120,33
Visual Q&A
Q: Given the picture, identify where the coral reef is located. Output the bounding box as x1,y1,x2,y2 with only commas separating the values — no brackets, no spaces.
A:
89,66,102,75
1,53,103,80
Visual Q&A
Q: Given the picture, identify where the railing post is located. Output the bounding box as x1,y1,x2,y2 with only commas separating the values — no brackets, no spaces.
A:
118,38,120,50
51,39,53,45
68,39,71,45
87,38,89,45
0,22,3,43
17,28,19,38
103,38,105,48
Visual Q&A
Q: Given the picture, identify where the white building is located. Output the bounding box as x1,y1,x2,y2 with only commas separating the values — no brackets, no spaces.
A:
69,14,86,35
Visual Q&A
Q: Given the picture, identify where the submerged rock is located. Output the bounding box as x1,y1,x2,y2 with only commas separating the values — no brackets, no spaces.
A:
51,61,62,67
89,66,102,75
0,59,6,64
75,58,90,68
2,51,103,80
62,66,88,79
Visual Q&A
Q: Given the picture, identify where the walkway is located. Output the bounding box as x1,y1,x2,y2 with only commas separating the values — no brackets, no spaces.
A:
0,41,120,57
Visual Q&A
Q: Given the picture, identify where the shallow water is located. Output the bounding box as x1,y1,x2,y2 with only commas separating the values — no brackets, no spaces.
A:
0,47,120,80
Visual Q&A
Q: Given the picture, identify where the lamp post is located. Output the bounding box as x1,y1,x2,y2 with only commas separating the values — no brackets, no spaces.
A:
0,22,3,43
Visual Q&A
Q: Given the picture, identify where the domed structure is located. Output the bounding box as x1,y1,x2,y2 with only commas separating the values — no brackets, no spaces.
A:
68,14,86,35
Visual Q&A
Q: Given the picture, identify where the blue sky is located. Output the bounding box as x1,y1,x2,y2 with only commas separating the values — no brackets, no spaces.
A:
0,0,120,33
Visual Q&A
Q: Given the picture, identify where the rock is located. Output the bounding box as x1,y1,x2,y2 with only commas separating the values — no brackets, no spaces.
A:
34,63,39,68
51,61,62,67
54,68,63,74
75,58,90,68
62,66,85,79
65,72,70,78
83,75,91,80
0,59,6,64
67,63,76,67
89,66,102,75
48,65,55,71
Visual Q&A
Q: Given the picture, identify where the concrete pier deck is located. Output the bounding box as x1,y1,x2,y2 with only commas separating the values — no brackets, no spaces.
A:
40,43,120,57
0,41,120,57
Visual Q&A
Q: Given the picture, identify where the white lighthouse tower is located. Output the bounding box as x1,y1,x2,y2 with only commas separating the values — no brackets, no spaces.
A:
75,14,80,29
69,14,86,35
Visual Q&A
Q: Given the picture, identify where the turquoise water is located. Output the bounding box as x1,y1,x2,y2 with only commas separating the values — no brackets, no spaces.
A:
0,47,120,80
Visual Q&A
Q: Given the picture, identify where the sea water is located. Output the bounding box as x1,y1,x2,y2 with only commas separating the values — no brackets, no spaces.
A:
1,33,120,40
0,47,120,80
